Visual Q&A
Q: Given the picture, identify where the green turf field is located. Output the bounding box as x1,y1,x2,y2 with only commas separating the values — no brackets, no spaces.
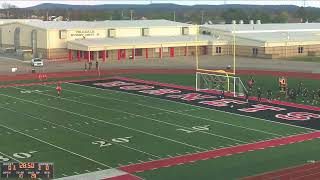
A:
0,74,319,179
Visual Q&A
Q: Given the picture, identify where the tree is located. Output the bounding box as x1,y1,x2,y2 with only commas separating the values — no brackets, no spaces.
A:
1,2,17,9
221,8,248,23
273,11,289,23
296,7,307,21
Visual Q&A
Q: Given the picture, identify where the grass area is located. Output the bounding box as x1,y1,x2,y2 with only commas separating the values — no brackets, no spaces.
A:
137,138,320,180
0,77,315,179
288,56,320,63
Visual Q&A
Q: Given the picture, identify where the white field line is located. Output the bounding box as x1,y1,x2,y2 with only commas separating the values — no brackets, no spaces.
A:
0,105,161,159
13,86,247,144
56,84,283,137
0,151,20,162
67,82,316,132
114,108,198,121
0,123,112,168
0,92,207,152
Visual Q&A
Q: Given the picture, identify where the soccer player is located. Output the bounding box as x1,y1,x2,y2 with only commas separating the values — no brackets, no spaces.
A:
56,83,62,97
317,88,320,104
257,87,262,102
244,90,249,103
312,90,317,105
291,88,297,101
302,87,309,103
267,89,272,101
220,85,225,99
247,76,255,91
297,81,303,96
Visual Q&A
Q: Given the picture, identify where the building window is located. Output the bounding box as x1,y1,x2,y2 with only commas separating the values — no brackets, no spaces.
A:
108,29,116,38
135,49,143,56
298,47,304,53
182,27,189,35
216,47,222,53
142,28,149,36
252,48,258,55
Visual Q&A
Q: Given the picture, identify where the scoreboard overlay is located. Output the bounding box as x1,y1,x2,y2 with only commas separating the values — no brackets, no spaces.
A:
1,162,54,179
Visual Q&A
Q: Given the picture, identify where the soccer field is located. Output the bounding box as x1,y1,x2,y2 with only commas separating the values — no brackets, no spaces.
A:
0,75,319,179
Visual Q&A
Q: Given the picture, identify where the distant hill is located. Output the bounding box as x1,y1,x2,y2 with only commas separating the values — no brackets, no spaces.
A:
28,3,304,12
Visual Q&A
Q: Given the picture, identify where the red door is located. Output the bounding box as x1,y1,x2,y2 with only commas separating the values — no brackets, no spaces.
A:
170,47,175,57
120,49,126,59
201,46,208,55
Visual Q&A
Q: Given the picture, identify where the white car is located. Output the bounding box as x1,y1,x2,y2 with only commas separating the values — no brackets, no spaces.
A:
31,58,44,67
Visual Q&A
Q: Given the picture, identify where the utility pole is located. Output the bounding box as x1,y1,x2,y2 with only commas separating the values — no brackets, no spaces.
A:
173,11,176,21
130,10,133,20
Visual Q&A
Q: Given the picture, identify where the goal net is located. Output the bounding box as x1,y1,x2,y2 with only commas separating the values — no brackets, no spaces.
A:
196,72,247,97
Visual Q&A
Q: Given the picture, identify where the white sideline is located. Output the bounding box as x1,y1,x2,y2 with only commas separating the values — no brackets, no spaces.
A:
57,84,283,137
13,86,247,144
55,168,127,180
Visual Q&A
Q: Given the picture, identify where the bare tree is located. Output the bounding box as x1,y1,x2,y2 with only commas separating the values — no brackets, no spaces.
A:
1,2,17,9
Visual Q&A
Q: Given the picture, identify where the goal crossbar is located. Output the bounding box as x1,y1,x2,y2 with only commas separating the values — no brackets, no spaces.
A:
196,72,247,97
196,68,235,76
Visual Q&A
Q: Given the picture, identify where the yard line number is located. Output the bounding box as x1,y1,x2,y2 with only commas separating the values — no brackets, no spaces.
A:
0,151,37,162
177,125,210,134
92,136,133,148
20,90,43,94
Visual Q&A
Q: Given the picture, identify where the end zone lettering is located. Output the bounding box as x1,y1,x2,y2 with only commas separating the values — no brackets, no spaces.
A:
75,79,320,130
276,112,320,121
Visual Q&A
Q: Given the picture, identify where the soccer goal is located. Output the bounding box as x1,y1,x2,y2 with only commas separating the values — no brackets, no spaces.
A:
196,72,247,97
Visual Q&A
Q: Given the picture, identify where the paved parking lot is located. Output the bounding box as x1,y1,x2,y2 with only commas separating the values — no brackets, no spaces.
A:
0,55,319,75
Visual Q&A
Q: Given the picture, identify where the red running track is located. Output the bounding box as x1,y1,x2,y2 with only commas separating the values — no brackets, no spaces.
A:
1,68,320,82
102,174,143,180
119,132,320,174
241,161,320,180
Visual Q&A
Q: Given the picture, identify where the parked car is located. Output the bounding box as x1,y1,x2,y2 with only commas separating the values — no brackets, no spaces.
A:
31,58,44,67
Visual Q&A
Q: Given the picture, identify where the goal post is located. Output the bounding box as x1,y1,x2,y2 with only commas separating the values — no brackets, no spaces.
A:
196,72,247,97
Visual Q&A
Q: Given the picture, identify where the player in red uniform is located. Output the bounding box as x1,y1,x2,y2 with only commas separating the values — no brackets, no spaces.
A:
56,83,62,97
247,76,255,91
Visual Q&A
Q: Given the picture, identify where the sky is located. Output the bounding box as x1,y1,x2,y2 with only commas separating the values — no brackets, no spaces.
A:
2,0,320,8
